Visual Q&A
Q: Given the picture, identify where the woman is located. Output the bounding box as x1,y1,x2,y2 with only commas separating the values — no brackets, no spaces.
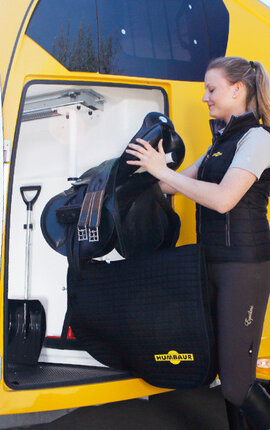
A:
126,57,270,430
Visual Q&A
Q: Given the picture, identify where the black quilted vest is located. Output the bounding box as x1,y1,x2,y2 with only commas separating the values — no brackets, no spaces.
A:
196,112,270,262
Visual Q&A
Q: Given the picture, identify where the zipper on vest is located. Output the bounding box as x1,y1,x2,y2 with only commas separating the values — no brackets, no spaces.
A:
225,212,231,246
198,154,210,238
198,142,217,238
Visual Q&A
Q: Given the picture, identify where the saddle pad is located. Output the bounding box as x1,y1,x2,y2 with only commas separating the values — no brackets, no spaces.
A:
68,244,217,389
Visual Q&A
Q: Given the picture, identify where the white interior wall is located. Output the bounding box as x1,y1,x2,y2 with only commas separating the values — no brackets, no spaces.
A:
8,83,164,364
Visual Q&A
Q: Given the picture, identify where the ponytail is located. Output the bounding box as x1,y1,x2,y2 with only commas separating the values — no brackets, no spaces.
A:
253,61,270,126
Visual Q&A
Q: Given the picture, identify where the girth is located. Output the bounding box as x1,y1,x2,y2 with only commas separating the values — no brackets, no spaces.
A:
76,160,115,243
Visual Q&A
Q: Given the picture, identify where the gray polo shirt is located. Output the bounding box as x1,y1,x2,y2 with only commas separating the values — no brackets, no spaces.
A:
194,127,270,179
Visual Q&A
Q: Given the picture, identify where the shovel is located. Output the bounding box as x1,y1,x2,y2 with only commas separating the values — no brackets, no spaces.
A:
8,185,46,366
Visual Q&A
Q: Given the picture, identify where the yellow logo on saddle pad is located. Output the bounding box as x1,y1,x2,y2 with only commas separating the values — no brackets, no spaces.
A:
212,152,223,157
154,350,194,365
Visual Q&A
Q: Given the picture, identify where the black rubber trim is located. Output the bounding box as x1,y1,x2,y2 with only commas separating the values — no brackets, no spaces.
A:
43,337,84,351
6,362,131,390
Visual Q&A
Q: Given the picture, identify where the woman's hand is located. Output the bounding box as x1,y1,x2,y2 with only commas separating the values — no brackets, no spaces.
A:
126,138,168,180
126,139,257,212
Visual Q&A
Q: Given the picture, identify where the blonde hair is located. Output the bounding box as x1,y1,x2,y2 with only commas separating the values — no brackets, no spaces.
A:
206,56,270,126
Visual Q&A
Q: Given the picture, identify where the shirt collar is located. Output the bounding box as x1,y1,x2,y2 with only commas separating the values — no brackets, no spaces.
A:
209,111,260,140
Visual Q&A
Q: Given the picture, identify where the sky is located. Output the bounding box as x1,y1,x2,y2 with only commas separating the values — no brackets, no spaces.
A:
259,0,270,7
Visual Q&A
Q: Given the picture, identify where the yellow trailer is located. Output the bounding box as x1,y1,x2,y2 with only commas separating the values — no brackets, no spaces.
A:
0,0,269,425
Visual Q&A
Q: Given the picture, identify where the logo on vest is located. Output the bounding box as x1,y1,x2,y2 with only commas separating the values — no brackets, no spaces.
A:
212,152,223,157
154,350,194,365
245,305,254,326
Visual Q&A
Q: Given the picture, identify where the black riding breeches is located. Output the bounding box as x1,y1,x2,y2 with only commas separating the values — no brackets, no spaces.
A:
207,260,270,407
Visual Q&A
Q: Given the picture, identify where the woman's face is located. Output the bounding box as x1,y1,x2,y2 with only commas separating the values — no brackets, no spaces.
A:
203,68,247,124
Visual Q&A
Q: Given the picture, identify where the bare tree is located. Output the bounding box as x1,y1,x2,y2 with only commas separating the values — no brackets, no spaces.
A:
52,21,122,74
99,32,122,74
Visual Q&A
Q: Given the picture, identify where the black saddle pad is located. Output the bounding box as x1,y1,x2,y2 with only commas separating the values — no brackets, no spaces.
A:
68,244,217,389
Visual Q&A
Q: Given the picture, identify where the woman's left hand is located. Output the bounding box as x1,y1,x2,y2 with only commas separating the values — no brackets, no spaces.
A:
126,138,168,180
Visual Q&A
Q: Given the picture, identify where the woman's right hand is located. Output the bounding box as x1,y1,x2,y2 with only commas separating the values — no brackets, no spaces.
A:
126,138,169,181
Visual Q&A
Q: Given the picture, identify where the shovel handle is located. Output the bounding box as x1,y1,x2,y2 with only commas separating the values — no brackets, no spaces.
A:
20,186,41,210
20,185,41,300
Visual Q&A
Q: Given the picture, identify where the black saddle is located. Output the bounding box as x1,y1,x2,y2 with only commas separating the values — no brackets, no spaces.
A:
41,112,185,270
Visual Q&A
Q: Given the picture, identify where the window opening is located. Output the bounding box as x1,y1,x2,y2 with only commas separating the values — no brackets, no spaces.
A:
26,0,229,81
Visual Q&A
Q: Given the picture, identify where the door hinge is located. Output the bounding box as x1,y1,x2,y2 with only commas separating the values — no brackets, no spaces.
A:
3,140,11,163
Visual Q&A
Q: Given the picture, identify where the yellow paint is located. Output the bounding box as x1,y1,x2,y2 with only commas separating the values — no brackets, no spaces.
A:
0,0,270,416
0,378,169,415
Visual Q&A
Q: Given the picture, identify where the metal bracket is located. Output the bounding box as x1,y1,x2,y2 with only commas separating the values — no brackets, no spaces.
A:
88,227,99,242
3,140,11,163
22,88,104,122
77,227,88,241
